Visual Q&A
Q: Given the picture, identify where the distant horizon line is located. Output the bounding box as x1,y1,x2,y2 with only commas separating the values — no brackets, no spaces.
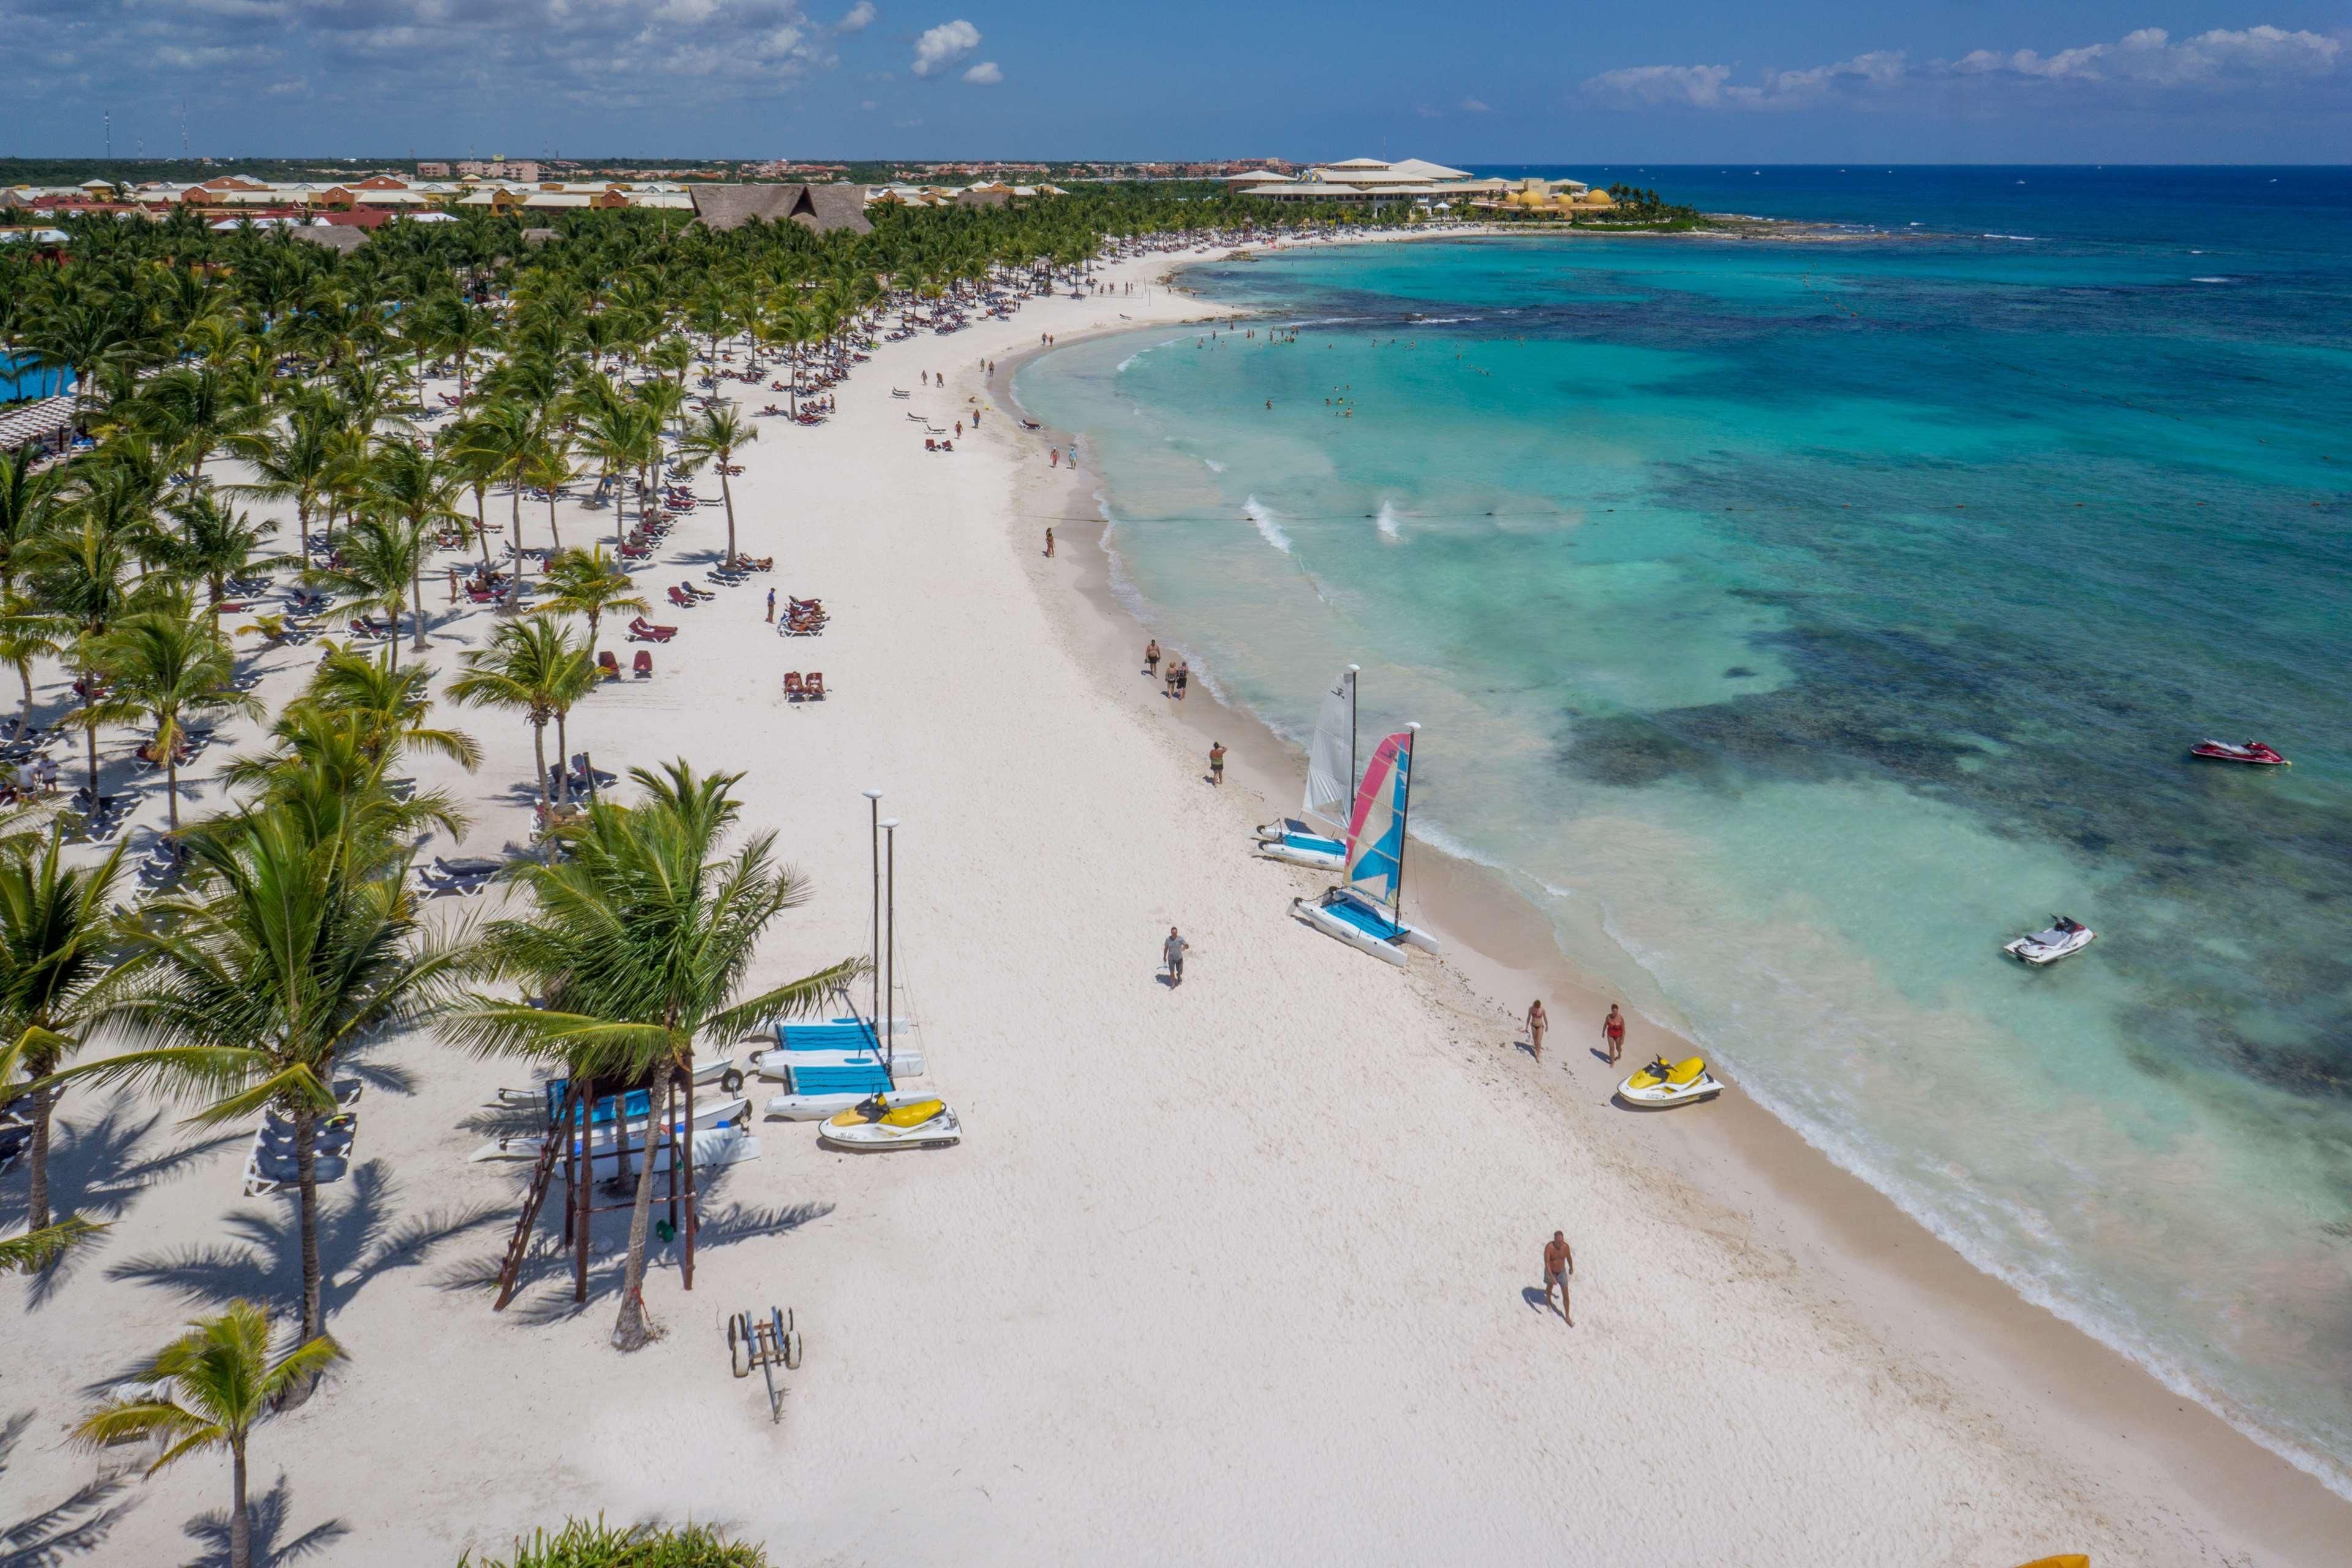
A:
7,157,2352,172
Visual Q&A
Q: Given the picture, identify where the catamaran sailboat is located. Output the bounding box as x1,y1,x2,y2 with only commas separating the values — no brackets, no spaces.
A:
1256,665,1359,872
1291,723,1442,966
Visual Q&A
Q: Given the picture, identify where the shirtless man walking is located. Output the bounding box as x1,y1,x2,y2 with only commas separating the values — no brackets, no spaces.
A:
1544,1231,1575,1327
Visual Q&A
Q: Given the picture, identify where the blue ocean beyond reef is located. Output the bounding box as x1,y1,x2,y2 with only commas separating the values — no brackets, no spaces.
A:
1015,167,2352,1493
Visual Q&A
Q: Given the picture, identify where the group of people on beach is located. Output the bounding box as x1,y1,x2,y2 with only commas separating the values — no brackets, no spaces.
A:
1522,999,1625,1066
1142,638,1189,701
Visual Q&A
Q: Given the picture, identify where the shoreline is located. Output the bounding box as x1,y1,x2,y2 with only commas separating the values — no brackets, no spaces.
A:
989,252,2352,1558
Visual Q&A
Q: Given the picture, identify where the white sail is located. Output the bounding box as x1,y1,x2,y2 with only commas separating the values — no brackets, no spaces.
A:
1302,666,1359,831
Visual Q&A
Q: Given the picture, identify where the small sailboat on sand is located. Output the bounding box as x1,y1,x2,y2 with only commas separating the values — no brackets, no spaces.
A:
1292,723,1441,966
1256,665,1359,871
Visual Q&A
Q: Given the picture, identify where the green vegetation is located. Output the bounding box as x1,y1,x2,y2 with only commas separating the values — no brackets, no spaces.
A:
459,1517,768,1567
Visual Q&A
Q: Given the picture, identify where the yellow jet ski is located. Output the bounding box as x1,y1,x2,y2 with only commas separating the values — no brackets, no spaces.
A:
1616,1055,1723,1109
818,1093,961,1152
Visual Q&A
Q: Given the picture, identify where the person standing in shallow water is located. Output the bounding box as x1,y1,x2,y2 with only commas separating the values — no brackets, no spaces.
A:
1208,741,1226,786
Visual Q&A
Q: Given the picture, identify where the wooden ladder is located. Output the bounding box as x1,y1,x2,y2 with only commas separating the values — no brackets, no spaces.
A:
491,1084,576,1312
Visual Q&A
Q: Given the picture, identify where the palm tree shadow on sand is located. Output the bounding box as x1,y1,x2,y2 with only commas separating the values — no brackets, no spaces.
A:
434,1191,835,1327
179,1474,345,1568
95,1159,505,1345
0,1409,140,1566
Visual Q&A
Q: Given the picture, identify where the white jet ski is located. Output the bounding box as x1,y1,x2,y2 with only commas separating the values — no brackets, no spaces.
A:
817,1093,962,1152
2004,915,2095,966
1616,1056,1724,1109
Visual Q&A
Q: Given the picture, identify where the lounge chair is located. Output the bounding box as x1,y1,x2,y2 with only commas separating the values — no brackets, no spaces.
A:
667,586,695,609
804,672,825,700
634,649,654,677
782,673,805,699
597,650,621,680
626,617,676,643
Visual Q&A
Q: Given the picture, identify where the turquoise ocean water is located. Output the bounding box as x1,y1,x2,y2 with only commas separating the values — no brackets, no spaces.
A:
1016,168,2352,1492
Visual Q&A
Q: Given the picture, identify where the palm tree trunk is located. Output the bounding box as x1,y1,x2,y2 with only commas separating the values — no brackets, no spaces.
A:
720,469,737,567
546,494,562,552
25,1079,52,1232
385,609,400,674
554,709,570,804
16,661,33,740
506,484,524,609
295,1106,323,1345
475,489,493,571
410,554,428,654
530,717,549,807
611,1121,662,1351
83,718,98,810
230,1437,252,1568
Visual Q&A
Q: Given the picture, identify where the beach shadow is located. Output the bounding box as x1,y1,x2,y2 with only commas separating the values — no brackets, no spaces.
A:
0,1409,140,1566
104,1161,503,1322
443,1196,834,1326
3,1101,246,1311
1520,1286,1564,1321
1155,972,1180,989
179,1474,345,1568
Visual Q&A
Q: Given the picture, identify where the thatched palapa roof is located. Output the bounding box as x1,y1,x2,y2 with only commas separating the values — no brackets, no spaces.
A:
688,183,872,236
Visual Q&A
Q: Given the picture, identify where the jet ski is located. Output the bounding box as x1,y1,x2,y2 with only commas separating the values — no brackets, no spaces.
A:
818,1093,961,1152
2190,739,2289,766
1616,1056,1722,1108
2003,915,2095,966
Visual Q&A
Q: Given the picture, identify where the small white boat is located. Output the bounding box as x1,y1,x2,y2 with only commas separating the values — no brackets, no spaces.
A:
468,1096,750,1162
818,1094,961,1151
1616,1057,1723,1109
769,1082,936,1122
491,1050,741,1109
2004,916,2095,966
1257,665,1359,872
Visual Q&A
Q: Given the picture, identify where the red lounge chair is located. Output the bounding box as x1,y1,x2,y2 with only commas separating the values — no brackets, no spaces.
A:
668,586,696,609
626,617,676,643
804,672,825,700
633,650,653,677
597,650,620,680
782,673,805,699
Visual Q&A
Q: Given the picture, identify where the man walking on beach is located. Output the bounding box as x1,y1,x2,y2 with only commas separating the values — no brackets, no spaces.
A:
1603,1004,1626,1065
766,587,775,624
1209,741,1226,786
1526,999,1548,1063
1044,527,1055,558
1543,1231,1575,1327
1144,639,1161,678
1163,926,1188,986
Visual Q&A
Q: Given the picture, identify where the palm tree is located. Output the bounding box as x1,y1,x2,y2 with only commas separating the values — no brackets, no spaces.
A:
135,361,267,499
159,492,281,609
361,435,465,654
447,616,592,807
0,590,61,739
23,515,146,807
293,644,481,772
71,1302,346,1568
28,296,133,433
0,1215,105,1274
573,398,659,556
303,516,429,672
674,404,756,567
0,445,69,592
89,606,265,828
442,761,860,1349
521,439,581,557
67,805,469,1362
538,546,647,649
447,401,539,607
227,404,336,564
0,825,129,1232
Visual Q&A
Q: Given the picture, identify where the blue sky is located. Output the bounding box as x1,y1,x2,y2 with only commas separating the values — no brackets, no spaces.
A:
4,1,2349,162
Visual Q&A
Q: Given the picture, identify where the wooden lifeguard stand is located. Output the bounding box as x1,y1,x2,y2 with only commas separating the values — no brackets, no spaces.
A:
489,1068,704,1311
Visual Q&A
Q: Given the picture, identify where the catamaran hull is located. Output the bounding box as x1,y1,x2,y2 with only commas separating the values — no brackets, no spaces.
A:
1256,837,1346,873
1290,895,1441,966
467,1097,750,1162
769,1085,942,1121
753,1044,927,1079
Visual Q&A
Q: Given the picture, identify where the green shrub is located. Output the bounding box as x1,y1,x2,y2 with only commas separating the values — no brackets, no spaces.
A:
460,1517,767,1567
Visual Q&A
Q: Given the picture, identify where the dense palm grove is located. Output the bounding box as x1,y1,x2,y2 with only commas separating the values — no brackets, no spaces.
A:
0,186,1433,1568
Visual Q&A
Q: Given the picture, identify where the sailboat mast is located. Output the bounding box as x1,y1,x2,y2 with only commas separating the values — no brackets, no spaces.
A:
1392,723,1419,917
1346,664,1360,804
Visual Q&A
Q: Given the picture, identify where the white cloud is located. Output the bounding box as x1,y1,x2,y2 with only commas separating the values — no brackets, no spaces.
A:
834,0,874,31
1459,95,1491,113
1586,25,2341,111
910,17,977,76
961,58,998,83
859,97,877,108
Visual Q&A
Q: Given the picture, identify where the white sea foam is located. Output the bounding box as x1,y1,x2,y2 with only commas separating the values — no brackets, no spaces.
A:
2192,276,2234,284
1374,499,1402,540
1981,233,2040,241
1204,458,1227,473
1244,495,1292,554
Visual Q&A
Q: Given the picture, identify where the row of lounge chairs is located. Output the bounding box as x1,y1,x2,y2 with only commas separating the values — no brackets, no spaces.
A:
782,673,827,701
597,649,657,679
243,1080,363,1197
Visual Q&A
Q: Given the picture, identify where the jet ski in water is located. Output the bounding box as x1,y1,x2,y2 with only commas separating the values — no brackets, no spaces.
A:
2190,739,2289,766
1616,1056,1723,1108
2004,915,2095,966
818,1093,961,1151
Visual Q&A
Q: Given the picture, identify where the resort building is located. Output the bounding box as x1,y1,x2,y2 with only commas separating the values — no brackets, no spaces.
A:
688,183,874,236
1234,157,1510,205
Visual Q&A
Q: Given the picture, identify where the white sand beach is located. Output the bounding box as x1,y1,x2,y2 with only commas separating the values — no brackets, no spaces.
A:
6,237,2348,1567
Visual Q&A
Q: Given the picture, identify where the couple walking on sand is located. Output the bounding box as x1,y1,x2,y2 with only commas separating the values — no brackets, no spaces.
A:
1523,1000,1626,1065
